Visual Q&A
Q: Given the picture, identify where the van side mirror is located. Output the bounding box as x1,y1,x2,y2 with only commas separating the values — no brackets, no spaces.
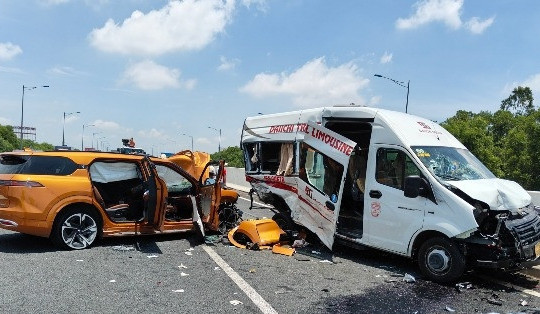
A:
404,175,428,198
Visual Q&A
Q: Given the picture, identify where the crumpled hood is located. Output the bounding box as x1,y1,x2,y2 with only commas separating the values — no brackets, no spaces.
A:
447,179,531,211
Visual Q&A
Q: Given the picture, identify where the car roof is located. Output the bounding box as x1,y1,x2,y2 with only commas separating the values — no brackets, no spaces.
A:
1,150,149,166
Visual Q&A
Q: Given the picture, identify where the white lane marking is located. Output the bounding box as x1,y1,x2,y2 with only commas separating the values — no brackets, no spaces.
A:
202,245,278,314
475,274,540,298
238,196,273,208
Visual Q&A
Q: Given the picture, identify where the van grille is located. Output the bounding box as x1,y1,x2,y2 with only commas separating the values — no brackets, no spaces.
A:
511,214,540,246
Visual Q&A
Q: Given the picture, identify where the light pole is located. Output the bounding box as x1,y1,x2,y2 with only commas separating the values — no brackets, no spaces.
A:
62,111,80,146
208,126,221,153
92,132,101,150
81,124,94,151
181,133,194,151
374,74,410,113
97,136,106,151
20,85,49,149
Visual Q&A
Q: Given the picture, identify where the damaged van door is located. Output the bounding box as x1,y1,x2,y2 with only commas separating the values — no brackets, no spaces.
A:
295,122,357,249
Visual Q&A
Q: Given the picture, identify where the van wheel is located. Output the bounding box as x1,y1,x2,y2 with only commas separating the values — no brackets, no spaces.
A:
272,212,294,231
418,237,465,283
51,207,101,250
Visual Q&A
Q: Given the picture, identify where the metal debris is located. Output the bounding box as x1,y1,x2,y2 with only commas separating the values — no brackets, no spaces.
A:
230,300,243,306
455,282,473,293
403,273,416,283
445,306,455,312
172,289,185,293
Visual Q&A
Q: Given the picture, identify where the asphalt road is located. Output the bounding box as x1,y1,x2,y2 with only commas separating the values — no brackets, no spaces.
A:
1,191,540,313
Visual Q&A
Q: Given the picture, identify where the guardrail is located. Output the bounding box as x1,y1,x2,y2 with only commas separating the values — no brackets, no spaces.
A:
225,167,540,204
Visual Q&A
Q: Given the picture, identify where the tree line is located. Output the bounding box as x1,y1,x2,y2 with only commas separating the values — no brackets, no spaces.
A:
0,125,53,152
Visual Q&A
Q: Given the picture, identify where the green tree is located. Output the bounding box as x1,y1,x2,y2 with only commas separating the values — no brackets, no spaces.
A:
211,146,244,168
500,86,534,115
0,124,18,152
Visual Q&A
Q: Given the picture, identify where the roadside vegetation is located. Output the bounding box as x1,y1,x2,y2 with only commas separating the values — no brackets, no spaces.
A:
0,124,54,152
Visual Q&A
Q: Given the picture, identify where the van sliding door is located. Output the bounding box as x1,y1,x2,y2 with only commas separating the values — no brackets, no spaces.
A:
295,122,356,249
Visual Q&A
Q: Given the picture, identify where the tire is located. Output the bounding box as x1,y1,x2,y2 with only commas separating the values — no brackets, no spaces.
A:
51,207,101,250
417,237,466,283
272,212,294,231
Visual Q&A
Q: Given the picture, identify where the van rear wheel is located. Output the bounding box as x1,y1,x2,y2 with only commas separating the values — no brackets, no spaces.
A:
51,207,101,250
418,237,465,283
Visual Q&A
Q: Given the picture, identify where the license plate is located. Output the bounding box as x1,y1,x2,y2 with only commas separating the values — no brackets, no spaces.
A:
535,242,540,257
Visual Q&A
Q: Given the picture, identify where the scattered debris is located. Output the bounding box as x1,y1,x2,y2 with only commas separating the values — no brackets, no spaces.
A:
180,272,189,277
445,306,455,312
230,300,243,306
109,280,116,283
112,245,135,252
178,264,188,269
214,267,221,270
455,282,473,293
76,260,83,262
184,251,193,256
147,255,158,258
275,286,294,294
319,259,333,264
486,294,503,306
249,268,256,273
520,299,528,306
403,273,416,283
204,235,222,244
292,239,309,248
385,279,398,283
311,250,321,255
172,289,185,293
272,243,295,256
321,288,330,292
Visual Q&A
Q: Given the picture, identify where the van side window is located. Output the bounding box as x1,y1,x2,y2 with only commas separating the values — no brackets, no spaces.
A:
376,148,421,190
243,143,259,172
300,143,344,200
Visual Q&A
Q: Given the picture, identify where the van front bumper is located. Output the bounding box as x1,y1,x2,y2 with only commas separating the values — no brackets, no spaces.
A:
466,239,540,270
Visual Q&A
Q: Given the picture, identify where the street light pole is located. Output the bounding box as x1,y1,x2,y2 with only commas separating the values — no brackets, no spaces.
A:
374,74,410,113
208,126,221,153
62,111,80,146
92,132,101,150
20,85,49,149
181,133,194,151
81,124,94,151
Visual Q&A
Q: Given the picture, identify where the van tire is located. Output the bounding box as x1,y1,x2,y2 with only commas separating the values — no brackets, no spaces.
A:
417,237,465,283
272,212,294,231
51,207,101,250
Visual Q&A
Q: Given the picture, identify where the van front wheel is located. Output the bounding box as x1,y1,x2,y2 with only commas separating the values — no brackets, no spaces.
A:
418,237,465,283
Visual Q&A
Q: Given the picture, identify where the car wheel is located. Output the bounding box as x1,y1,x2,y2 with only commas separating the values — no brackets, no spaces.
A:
51,208,100,250
417,237,466,283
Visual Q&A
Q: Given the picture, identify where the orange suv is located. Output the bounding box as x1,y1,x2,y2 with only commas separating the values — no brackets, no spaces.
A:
0,150,235,249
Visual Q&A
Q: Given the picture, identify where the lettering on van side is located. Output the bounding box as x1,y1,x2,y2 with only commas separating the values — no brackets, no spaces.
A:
269,124,295,134
263,175,285,183
310,128,354,156
417,121,443,135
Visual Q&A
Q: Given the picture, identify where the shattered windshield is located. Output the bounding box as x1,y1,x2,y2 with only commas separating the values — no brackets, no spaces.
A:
412,146,495,181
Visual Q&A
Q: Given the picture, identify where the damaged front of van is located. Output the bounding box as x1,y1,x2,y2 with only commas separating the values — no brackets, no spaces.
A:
413,145,540,271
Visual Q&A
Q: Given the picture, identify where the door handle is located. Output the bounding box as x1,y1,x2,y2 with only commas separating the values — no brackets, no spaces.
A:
369,190,382,199
325,201,335,211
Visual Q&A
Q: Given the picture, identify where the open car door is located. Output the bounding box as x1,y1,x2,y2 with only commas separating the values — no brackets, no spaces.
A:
196,160,224,232
295,121,356,249
142,157,167,229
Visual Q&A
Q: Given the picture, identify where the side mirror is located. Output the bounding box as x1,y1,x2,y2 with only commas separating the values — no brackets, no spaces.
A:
404,175,428,198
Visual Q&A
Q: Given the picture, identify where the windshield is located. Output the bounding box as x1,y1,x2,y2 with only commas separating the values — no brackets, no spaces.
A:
412,146,495,181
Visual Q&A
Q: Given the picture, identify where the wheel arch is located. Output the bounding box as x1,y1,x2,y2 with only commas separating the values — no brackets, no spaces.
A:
409,230,449,260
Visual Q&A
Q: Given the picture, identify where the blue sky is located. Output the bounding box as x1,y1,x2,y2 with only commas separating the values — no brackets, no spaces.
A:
1,0,539,154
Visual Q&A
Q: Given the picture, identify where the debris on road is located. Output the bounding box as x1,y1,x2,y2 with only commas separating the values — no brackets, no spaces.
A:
147,255,158,258
112,245,135,252
180,272,189,277
445,306,455,312
178,264,188,269
520,299,528,306
455,282,473,293
486,293,504,306
230,300,243,306
403,273,416,283
172,289,185,293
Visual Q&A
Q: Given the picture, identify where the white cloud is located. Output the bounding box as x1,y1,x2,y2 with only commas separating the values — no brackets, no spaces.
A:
380,52,393,64
369,96,382,106
121,60,196,91
217,56,240,71
240,57,369,107
138,128,164,139
521,74,540,93
465,16,495,34
0,66,23,74
197,137,212,145
48,66,86,76
241,0,268,11
89,0,235,56
92,119,121,131
396,0,494,34
0,42,22,60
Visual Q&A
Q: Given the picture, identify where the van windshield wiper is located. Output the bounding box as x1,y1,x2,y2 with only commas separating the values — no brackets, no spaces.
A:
437,174,461,181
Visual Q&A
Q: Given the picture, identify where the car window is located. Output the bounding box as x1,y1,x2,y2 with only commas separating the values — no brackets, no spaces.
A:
155,164,193,193
0,155,78,175
299,143,344,202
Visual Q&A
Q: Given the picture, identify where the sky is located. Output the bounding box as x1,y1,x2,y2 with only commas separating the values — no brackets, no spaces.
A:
1,0,540,154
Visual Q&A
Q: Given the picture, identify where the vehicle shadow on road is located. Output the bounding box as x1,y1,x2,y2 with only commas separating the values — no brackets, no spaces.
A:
0,233,59,253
